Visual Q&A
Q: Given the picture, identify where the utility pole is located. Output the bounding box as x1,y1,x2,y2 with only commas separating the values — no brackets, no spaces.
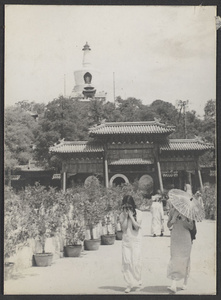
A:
177,100,189,139
64,74,66,97
113,72,116,106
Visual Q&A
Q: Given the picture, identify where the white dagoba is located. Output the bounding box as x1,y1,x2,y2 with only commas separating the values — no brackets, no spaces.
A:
71,42,107,101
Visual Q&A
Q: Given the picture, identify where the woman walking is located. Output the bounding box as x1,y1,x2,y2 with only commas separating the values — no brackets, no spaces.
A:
119,195,142,293
167,204,195,293
166,189,203,293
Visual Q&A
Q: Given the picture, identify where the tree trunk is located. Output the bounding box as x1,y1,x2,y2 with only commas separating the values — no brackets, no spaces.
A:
90,225,94,240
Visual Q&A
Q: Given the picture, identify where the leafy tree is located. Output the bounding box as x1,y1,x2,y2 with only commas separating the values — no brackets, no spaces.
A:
5,106,38,163
202,183,216,220
103,101,123,122
88,99,105,125
198,99,216,167
184,110,204,139
115,97,143,121
138,104,157,122
200,99,216,144
15,100,46,115
34,96,90,168
5,106,38,184
149,100,178,126
204,99,215,120
8,95,214,172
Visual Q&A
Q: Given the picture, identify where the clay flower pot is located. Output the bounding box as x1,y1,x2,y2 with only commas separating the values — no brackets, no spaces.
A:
4,262,14,280
84,239,100,251
34,253,53,267
65,245,82,257
101,234,116,245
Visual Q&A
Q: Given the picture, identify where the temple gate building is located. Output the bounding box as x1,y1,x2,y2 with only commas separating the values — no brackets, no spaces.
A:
50,120,214,194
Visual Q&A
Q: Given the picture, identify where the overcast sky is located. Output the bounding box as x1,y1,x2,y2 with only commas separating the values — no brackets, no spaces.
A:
5,5,216,116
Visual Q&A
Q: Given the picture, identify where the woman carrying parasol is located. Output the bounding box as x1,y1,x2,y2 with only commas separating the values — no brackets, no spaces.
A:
166,189,204,293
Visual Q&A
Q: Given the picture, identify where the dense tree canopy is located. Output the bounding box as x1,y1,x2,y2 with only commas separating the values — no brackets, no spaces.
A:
33,96,90,167
5,97,216,171
5,106,38,170
15,100,46,115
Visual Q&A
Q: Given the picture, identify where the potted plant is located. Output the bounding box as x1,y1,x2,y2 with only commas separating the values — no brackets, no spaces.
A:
100,190,116,245
105,186,123,240
24,184,61,267
4,187,30,279
115,215,123,240
63,192,85,257
64,220,85,257
100,212,116,245
82,177,105,251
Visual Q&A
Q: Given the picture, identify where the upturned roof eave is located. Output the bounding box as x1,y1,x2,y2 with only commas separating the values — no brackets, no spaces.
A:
49,140,104,154
160,139,214,151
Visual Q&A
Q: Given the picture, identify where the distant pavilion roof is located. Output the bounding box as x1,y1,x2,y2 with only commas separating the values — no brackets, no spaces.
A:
160,139,214,151
50,141,103,153
110,158,154,165
89,121,175,136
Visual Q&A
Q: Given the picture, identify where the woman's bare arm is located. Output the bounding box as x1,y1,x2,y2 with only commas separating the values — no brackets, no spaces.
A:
128,210,141,231
167,208,179,228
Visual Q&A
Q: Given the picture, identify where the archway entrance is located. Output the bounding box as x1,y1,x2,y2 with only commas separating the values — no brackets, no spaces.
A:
109,174,129,187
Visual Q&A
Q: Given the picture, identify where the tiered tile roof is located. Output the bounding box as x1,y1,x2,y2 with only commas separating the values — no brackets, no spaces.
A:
50,139,213,154
160,139,214,151
89,121,175,136
49,141,103,153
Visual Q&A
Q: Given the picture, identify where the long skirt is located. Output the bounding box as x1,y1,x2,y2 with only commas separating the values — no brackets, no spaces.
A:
167,219,192,281
122,236,142,287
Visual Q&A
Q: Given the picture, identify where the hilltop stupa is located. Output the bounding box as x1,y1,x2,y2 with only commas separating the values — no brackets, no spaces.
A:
71,42,107,101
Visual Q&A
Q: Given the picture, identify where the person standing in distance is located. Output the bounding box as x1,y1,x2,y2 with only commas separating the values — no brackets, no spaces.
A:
195,191,204,209
150,195,164,237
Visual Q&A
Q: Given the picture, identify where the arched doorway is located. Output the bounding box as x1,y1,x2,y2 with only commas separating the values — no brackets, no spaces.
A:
109,174,129,187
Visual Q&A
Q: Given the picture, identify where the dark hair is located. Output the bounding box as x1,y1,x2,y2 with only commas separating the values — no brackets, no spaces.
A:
122,195,136,209
122,195,137,230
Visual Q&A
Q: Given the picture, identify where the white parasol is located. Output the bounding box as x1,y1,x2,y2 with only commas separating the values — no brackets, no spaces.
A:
168,189,205,221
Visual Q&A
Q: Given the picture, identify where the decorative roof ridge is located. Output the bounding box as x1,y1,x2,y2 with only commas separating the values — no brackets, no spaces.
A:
50,140,103,149
58,140,89,145
168,138,213,145
89,121,175,130
49,140,103,153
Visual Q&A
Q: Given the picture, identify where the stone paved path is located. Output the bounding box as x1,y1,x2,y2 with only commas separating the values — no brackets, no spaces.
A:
4,211,216,295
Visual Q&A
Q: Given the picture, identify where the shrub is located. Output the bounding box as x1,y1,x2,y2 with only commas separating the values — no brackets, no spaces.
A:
62,189,85,245
4,187,30,260
202,183,216,220
77,178,106,240
20,183,62,253
106,183,144,212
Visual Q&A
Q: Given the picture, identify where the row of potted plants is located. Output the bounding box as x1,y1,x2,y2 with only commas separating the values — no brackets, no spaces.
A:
4,179,145,274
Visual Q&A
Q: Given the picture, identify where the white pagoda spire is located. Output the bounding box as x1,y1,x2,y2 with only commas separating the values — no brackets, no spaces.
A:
82,42,91,68
71,42,107,101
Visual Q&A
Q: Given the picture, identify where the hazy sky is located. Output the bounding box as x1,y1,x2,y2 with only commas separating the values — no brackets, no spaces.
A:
5,5,216,116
